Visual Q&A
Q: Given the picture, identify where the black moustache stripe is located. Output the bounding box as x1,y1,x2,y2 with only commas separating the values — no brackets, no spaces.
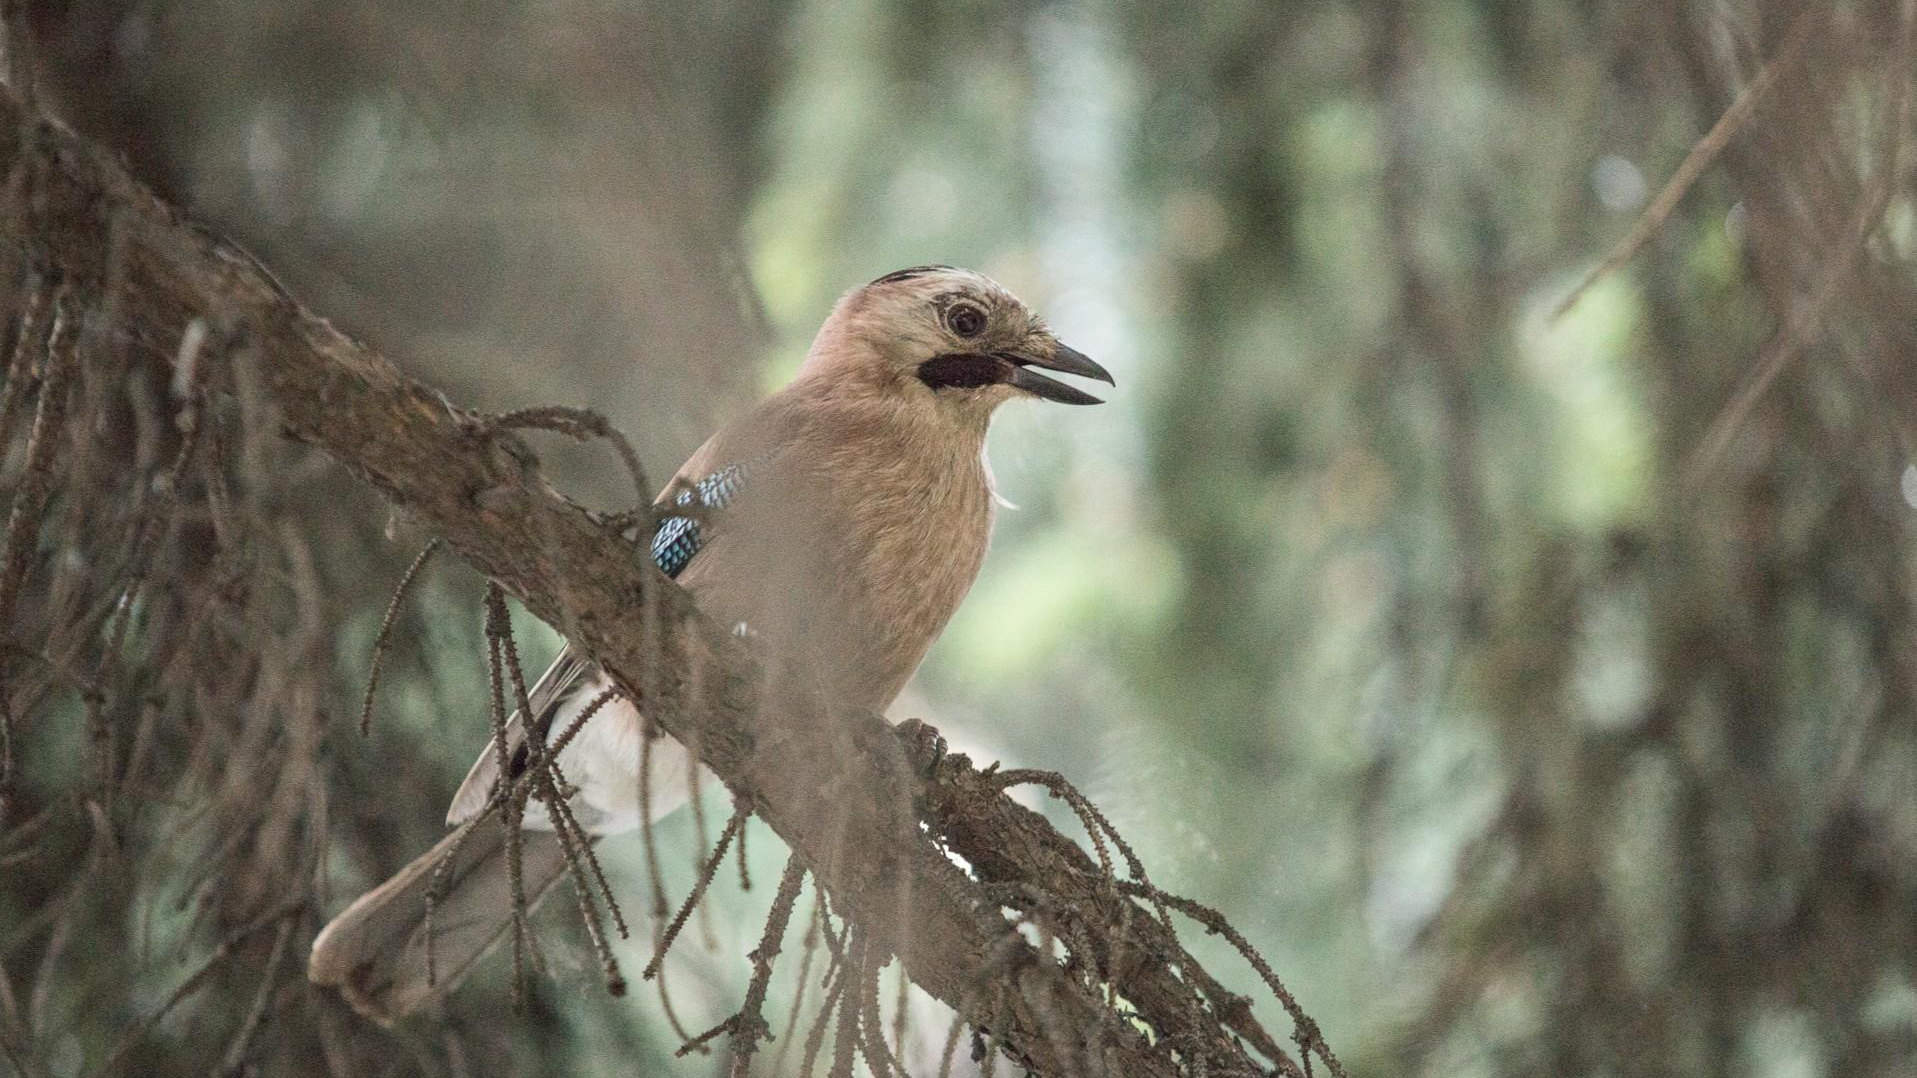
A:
917,353,1006,391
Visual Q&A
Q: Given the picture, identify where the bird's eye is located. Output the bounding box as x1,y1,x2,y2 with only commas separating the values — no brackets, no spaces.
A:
947,303,987,339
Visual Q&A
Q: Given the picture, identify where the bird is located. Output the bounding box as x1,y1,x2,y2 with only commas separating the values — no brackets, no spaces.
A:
306,266,1114,1022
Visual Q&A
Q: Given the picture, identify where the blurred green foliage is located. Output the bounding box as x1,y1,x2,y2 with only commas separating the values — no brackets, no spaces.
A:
5,1,1915,1076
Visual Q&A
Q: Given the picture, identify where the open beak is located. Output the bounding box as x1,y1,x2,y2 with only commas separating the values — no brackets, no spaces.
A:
999,341,1115,405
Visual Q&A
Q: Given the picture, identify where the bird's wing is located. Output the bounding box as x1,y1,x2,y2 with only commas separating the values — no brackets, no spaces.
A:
444,398,807,827
444,646,593,826
648,456,763,578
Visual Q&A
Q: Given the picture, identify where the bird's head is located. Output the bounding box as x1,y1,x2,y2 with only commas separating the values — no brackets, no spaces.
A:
799,266,1114,426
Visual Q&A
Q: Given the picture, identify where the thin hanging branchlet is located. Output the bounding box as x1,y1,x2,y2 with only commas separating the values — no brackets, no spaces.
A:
214,914,295,1077
859,948,902,1078
886,781,919,1065
536,779,625,995
423,810,489,988
638,717,670,918
87,902,302,1078
491,583,539,731
891,956,912,1073
0,287,72,643
812,875,845,961
650,949,698,1048
496,653,597,906
489,404,652,513
813,912,849,1020
541,686,633,940
558,822,627,998
992,770,1158,934
981,881,1097,997
0,271,48,452
545,775,625,936
1116,882,1346,1078
629,539,678,1017
358,539,441,737
728,853,807,1074
632,518,664,886
771,892,827,1077
93,317,215,700
979,989,1010,1078
801,936,852,1078
936,1004,966,1078
627,565,665,919
631,712,699,1046
990,767,1282,1073
469,617,605,978
830,928,865,1078
643,802,748,981
0,290,69,829
672,851,805,1069
486,586,633,998
736,807,752,892
684,692,719,950
481,585,532,1010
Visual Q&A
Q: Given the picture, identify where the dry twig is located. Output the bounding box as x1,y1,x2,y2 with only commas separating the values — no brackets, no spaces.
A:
1552,10,1817,320
357,539,440,737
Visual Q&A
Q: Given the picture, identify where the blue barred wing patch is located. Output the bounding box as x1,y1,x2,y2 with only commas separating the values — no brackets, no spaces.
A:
650,517,701,578
649,462,751,578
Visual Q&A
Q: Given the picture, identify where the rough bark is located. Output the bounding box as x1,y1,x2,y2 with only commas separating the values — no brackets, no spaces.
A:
0,87,1311,1077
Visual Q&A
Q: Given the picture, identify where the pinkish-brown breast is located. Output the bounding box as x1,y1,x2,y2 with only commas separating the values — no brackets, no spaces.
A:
671,404,996,714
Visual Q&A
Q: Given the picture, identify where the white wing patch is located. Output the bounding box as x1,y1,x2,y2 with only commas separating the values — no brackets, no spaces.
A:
444,655,697,834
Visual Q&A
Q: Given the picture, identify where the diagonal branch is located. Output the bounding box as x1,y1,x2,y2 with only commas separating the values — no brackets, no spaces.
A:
0,86,1320,1077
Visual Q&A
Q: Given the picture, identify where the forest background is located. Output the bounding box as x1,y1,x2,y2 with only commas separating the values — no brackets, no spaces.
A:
2,2,1914,1076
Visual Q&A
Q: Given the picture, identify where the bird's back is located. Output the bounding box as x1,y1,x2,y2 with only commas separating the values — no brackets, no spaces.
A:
674,389,995,711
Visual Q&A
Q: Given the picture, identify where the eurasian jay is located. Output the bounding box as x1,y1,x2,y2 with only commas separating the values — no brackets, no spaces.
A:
307,266,1113,1021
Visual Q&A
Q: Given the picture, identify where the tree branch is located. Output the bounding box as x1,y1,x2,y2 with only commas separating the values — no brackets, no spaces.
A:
0,86,1319,1077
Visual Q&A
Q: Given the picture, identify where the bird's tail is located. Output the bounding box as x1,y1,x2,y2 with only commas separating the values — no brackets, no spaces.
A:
307,819,574,1024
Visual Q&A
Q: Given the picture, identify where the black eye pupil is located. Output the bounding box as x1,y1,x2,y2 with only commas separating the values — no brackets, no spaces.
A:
950,306,985,338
